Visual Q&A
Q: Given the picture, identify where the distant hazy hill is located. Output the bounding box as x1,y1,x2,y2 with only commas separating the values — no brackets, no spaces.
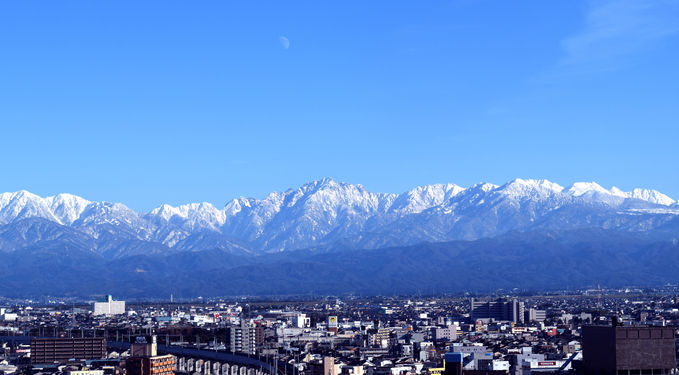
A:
0,178,677,297
0,228,677,298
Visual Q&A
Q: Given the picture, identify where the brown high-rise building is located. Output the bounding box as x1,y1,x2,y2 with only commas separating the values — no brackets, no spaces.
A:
582,324,676,375
126,337,174,375
126,354,175,375
31,338,107,364
254,325,265,347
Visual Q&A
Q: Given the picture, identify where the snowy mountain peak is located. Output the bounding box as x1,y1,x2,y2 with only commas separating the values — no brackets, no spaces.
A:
468,182,500,192
3,190,43,202
0,190,60,224
317,176,340,186
148,201,226,231
565,183,675,206
301,177,343,191
627,188,675,206
149,204,182,221
565,182,609,197
287,178,387,210
0,178,677,255
297,178,381,200
609,186,627,197
47,193,91,205
223,197,256,217
45,193,92,225
500,178,564,196
389,183,466,214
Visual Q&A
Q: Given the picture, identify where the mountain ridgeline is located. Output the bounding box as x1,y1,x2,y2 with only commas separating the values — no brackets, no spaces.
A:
0,178,678,297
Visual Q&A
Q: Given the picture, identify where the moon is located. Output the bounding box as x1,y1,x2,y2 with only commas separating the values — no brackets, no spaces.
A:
280,36,290,49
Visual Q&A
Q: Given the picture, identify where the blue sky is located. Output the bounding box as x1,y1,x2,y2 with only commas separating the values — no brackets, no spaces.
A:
1,0,677,211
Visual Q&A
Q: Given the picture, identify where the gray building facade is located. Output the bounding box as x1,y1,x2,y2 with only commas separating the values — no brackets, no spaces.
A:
470,298,524,323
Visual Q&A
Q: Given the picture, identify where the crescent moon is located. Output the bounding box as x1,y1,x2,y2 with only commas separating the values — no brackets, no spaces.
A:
280,36,290,49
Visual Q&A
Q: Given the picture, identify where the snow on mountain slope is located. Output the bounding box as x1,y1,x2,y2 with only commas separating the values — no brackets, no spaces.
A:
73,201,143,229
566,182,610,197
0,178,676,255
485,179,568,218
566,182,676,207
438,182,498,212
148,202,226,231
223,197,256,217
221,178,398,250
624,188,675,206
0,191,60,224
496,178,564,199
388,183,464,214
45,193,92,225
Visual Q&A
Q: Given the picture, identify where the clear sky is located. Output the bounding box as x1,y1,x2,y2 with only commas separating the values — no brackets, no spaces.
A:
1,1,677,211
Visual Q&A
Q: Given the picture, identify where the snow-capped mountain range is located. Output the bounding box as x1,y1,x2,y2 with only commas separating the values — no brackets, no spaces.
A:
0,178,677,257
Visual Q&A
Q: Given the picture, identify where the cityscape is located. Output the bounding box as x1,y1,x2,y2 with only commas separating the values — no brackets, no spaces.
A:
1,1,678,375
3,289,679,375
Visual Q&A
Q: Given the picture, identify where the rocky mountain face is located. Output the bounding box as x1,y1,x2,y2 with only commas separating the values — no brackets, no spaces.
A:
0,178,677,257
